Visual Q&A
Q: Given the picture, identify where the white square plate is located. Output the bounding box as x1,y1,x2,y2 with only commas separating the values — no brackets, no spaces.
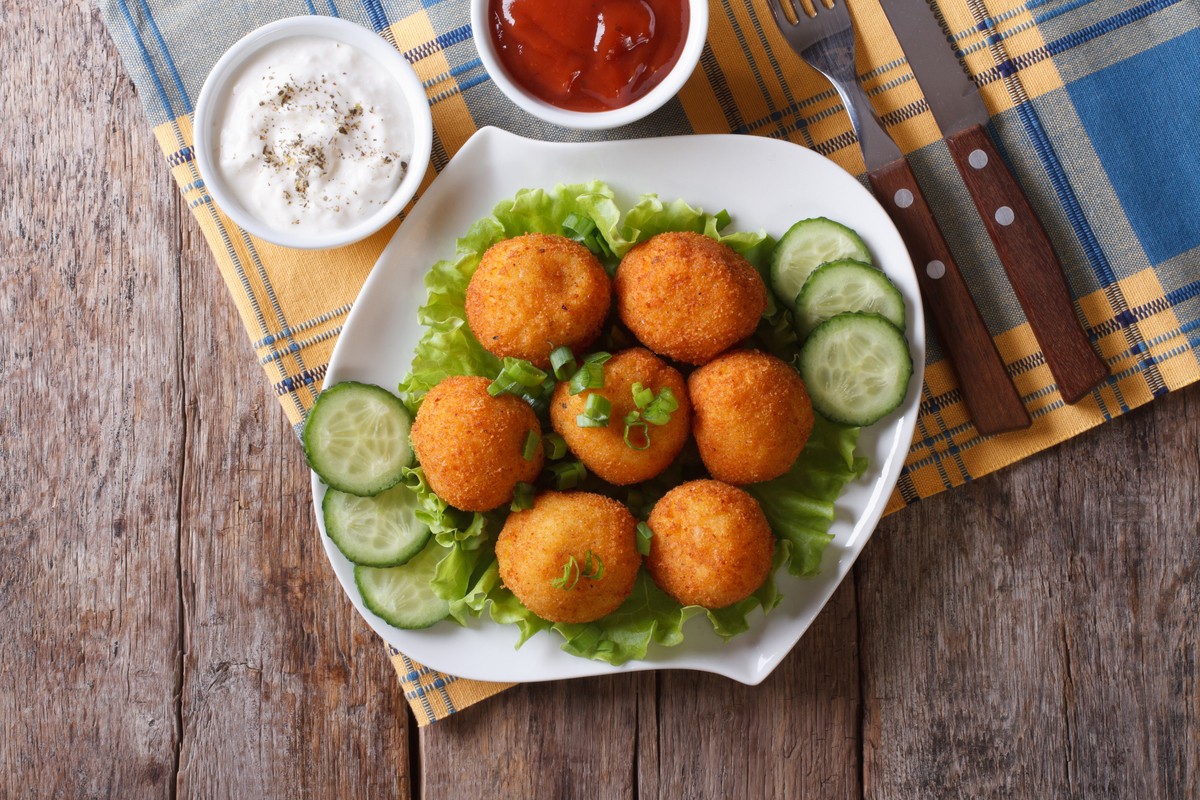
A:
311,126,924,684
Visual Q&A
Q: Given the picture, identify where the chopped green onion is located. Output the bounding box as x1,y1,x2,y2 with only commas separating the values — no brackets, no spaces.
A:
713,209,732,229
550,548,605,591
546,460,587,490
487,374,519,397
502,357,548,388
576,393,611,428
567,351,612,395
510,482,536,512
631,382,654,409
623,421,650,450
643,387,680,426
550,555,580,590
488,357,548,398
581,549,604,581
549,346,577,381
636,522,654,556
521,429,540,461
543,432,568,460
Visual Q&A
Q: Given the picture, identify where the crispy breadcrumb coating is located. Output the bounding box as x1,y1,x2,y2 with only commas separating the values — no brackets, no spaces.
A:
496,491,641,623
550,348,691,486
466,233,612,368
614,231,766,365
410,376,543,511
688,349,814,484
646,480,775,608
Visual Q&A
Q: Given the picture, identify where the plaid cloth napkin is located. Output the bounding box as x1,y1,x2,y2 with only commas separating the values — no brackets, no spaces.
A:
102,0,1200,725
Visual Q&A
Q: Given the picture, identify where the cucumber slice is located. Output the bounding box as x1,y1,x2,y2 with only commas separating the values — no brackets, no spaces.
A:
796,260,905,338
303,381,413,496
323,483,431,567
798,312,913,426
355,540,450,629
771,218,871,312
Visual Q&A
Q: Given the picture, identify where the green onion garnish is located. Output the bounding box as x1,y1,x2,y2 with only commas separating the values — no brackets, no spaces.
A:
713,209,732,229
549,346,577,381
576,393,611,428
550,548,605,591
631,381,654,409
642,387,679,426
502,357,548,388
521,429,540,461
622,384,680,449
546,460,587,490
636,522,654,556
567,351,611,395
623,412,650,450
488,357,548,397
543,432,568,460
510,482,535,512
562,214,615,259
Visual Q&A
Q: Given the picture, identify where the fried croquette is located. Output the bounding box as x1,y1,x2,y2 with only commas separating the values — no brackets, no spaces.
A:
550,348,691,486
409,376,543,511
646,480,775,608
688,349,815,484
614,231,767,365
496,491,641,623
466,233,612,368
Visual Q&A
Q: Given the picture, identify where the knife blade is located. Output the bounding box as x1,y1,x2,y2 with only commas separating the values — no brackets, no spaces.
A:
879,0,1110,404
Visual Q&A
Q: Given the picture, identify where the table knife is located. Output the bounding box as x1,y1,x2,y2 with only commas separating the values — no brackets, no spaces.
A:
878,0,1110,404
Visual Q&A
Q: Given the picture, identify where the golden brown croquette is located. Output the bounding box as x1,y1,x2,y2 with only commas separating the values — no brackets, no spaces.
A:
496,491,641,623
614,231,767,365
646,480,775,608
409,376,543,511
688,349,815,485
550,348,691,486
466,233,612,368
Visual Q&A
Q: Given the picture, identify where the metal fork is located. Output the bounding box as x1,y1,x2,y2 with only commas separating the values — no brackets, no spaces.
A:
766,0,1031,435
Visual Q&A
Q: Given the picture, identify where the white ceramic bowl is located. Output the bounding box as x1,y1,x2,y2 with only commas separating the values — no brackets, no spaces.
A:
193,17,433,250
471,0,708,130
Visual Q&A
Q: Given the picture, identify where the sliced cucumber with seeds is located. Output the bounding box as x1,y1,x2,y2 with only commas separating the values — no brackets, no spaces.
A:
323,482,431,567
355,540,450,629
798,312,912,426
771,218,872,312
796,259,905,338
303,381,413,496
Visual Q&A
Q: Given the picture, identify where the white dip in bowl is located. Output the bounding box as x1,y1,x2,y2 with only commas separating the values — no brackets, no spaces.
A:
194,17,432,249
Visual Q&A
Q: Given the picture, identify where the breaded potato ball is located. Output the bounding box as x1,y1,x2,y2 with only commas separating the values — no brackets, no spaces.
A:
646,480,775,608
466,233,612,368
688,349,815,485
496,491,641,623
614,231,767,365
409,376,543,511
550,348,691,486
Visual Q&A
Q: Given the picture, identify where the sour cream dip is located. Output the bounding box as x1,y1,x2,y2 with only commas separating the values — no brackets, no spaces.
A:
213,35,414,235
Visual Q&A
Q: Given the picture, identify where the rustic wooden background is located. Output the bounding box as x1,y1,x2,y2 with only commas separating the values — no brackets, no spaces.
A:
3,2,1197,797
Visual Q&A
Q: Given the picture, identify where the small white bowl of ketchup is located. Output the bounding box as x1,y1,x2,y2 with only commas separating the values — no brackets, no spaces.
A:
472,0,708,130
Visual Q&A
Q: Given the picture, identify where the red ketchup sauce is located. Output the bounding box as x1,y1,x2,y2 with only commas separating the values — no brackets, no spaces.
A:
488,0,690,113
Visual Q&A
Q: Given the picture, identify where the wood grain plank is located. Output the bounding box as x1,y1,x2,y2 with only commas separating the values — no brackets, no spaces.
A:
420,675,637,799
171,175,412,794
0,3,184,797
857,387,1199,798
650,580,861,799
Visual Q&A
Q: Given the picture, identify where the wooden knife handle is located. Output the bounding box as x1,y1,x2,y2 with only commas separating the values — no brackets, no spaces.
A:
868,158,1031,435
945,124,1109,404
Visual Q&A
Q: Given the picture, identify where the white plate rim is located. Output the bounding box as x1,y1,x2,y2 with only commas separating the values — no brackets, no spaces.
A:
310,126,924,685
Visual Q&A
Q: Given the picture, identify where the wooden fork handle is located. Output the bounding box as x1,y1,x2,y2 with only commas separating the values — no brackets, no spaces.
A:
868,157,1031,435
945,124,1109,404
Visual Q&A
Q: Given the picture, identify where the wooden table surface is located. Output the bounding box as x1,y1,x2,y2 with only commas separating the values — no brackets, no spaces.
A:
4,4,1198,797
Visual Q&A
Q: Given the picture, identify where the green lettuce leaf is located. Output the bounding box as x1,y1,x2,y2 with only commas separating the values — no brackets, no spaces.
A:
746,417,867,577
